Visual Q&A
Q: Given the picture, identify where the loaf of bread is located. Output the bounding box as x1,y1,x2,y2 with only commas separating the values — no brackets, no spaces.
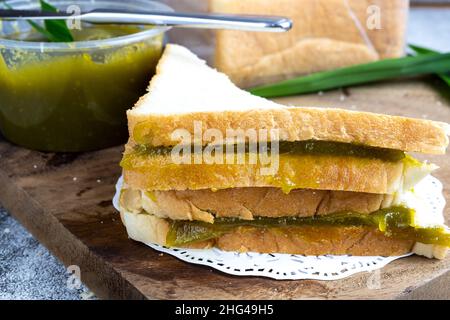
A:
210,0,409,87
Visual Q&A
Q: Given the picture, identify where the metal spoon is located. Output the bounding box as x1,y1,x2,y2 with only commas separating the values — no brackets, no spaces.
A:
0,9,292,32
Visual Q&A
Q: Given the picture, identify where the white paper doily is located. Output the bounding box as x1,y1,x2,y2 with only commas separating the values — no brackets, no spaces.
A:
113,175,446,280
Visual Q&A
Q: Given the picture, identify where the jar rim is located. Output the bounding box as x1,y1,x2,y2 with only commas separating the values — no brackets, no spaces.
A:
0,0,172,51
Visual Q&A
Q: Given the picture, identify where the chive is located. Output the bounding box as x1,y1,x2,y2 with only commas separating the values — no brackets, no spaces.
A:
249,53,450,98
409,44,450,87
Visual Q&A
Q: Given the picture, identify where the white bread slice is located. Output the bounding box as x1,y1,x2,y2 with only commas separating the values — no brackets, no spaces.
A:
127,44,449,154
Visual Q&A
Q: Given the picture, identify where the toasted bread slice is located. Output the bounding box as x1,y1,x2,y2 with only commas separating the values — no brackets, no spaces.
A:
127,44,449,154
119,186,391,223
120,209,446,258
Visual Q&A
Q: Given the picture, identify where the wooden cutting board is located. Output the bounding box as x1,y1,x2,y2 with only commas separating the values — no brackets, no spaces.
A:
0,79,449,300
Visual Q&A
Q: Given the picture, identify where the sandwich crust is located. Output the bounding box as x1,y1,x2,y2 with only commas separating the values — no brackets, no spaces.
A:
120,186,390,223
215,226,414,256
119,210,416,256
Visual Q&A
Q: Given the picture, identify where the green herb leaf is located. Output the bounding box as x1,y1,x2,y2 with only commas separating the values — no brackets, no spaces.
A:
39,0,74,42
3,0,74,42
26,19,60,42
409,44,450,87
250,53,450,98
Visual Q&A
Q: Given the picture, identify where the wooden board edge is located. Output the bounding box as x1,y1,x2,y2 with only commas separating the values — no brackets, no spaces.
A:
397,269,450,299
0,169,147,300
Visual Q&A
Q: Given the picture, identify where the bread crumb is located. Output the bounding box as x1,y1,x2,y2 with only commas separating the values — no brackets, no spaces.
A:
96,179,102,183
33,165,37,169
72,177,77,182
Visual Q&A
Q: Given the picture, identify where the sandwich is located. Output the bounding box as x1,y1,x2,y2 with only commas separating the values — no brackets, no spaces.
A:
118,44,450,258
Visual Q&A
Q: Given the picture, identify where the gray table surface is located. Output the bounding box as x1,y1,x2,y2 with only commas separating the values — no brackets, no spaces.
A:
0,208,94,300
1,6,449,300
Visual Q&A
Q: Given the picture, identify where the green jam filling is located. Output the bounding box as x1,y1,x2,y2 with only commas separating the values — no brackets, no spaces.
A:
166,207,450,247
128,140,406,163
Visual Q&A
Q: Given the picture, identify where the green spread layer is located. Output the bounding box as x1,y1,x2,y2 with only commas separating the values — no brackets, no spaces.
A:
166,207,450,247
128,140,406,163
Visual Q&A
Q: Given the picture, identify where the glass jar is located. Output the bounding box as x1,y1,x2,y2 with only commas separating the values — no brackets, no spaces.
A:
0,0,171,152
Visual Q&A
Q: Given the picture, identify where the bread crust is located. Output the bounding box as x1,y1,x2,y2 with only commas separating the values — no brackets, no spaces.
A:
119,186,389,223
119,210,414,256
120,187,393,223
129,106,449,155
215,226,414,256
217,38,379,88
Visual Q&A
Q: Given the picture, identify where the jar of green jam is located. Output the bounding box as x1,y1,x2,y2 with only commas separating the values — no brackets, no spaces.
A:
0,0,171,152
